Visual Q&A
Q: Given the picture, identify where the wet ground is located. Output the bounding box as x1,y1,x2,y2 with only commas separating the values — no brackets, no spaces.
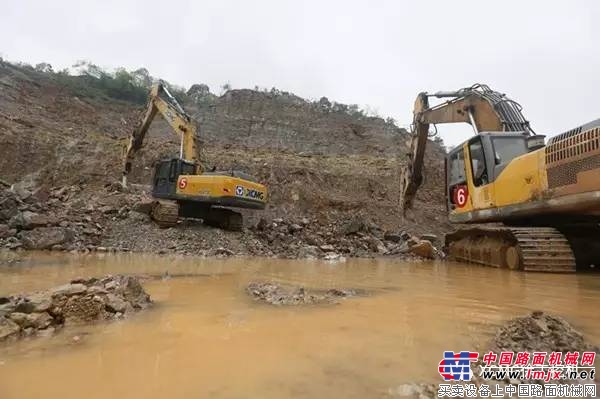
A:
1,252,599,399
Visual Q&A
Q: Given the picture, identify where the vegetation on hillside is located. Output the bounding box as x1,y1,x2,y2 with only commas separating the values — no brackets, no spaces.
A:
1,58,421,137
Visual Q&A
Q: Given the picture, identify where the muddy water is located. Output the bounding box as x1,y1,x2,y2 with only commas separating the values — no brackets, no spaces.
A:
1,252,599,399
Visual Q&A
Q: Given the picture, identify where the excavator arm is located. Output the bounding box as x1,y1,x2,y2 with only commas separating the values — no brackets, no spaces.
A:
399,84,533,211
122,82,200,187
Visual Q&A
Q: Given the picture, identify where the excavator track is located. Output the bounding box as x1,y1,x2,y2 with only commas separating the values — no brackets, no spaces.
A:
202,207,243,232
446,227,576,272
150,200,179,228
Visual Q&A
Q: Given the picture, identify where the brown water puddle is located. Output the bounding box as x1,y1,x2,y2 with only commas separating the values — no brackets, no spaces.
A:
0,252,599,399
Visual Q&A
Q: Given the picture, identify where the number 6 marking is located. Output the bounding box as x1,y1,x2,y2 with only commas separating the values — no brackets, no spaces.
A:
455,186,468,208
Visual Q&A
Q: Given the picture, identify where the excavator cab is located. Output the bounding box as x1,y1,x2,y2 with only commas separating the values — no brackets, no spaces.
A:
152,158,196,199
446,132,541,211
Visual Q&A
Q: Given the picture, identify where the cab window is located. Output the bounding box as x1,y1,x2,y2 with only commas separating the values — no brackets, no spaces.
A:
469,138,488,187
181,162,196,175
448,150,466,185
492,137,528,165
447,149,467,208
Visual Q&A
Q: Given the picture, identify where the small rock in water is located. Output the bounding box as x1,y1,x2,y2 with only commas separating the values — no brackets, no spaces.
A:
246,282,364,306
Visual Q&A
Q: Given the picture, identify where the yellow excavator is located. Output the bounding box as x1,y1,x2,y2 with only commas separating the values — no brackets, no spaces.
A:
400,84,600,272
121,82,268,231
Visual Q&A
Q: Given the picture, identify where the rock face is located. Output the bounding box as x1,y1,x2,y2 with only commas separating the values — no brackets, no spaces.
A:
246,281,364,306
0,275,152,343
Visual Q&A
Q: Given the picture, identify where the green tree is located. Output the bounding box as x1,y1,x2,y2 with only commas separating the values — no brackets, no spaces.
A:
220,82,232,94
35,62,54,73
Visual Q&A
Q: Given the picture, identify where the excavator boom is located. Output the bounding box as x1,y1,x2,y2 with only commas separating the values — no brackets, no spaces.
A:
122,82,200,187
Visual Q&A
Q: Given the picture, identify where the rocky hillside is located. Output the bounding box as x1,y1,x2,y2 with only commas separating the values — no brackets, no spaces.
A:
0,60,450,258
187,87,407,156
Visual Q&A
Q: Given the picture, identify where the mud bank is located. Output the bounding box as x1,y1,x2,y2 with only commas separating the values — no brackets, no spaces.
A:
0,275,151,343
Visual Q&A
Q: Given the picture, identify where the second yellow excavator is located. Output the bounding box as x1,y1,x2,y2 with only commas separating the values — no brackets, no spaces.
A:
121,82,268,231
400,84,600,272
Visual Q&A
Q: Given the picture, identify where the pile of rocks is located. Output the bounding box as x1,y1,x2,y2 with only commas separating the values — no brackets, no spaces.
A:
0,181,152,252
490,311,599,354
0,179,442,261
246,281,365,306
396,311,599,398
0,275,152,342
250,216,441,260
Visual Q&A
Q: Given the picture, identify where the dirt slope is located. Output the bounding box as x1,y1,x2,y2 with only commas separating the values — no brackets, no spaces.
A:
0,61,450,258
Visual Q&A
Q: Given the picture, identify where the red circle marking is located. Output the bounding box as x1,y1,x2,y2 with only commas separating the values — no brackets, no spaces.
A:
178,178,188,189
454,186,468,208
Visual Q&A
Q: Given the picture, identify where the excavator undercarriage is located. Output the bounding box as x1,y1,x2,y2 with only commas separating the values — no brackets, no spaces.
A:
446,225,600,272
148,200,244,231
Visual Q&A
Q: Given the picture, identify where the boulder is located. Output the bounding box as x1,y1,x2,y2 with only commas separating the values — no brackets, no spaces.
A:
131,200,155,215
99,205,118,215
25,312,53,329
323,253,345,261
298,245,320,259
408,239,435,259
210,247,235,257
20,227,72,250
14,300,35,313
128,211,150,223
51,283,87,297
383,232,403,243
11,184,32,201
8,312,28,326
0,301,16,315
255,218,268,231
28,293,52,312
0,316,20,341
288,223,303,233
62,295,104,322
0,223,16,239
341,218,364,235
0,191,19,222
319,244,335,252
365,237,386,253
105,294,127,313
10,211,55,230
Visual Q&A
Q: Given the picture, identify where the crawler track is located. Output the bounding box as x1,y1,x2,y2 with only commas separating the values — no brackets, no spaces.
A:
202,207,243,231
150,200,179,228
446,227,576,272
